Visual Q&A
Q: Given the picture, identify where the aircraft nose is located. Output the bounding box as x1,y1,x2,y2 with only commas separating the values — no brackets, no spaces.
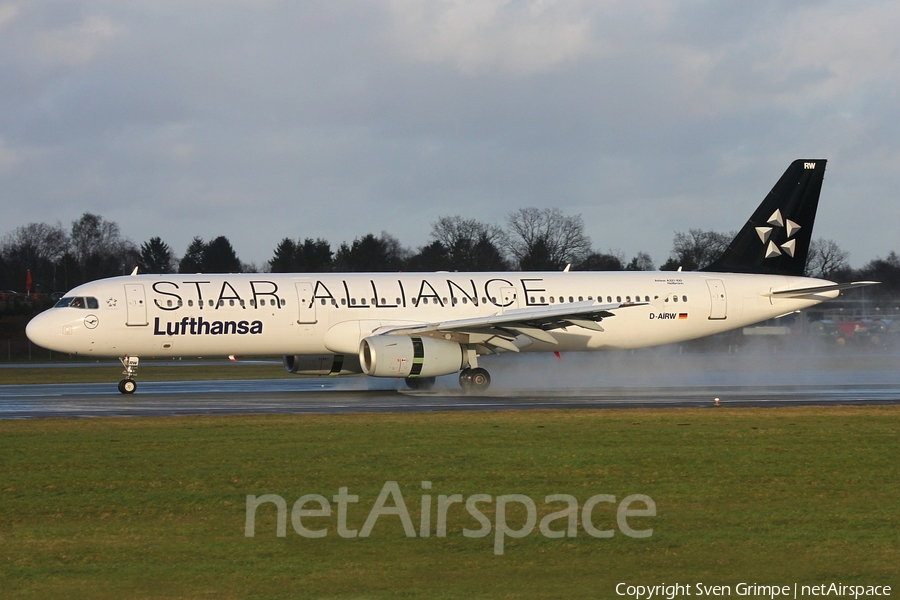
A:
25,312,55,350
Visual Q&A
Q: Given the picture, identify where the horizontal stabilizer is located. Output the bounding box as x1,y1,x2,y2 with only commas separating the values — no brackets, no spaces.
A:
766,281,879,298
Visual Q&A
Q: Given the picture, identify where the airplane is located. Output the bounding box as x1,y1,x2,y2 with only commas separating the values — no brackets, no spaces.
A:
26,159,876,394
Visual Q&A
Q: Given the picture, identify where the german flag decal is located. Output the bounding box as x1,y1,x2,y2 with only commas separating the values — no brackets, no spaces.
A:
679,313,688,320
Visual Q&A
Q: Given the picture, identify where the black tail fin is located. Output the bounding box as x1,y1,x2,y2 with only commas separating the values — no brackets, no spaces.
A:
702,159,826,276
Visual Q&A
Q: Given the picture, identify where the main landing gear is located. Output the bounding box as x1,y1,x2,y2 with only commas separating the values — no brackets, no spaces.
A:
402,369,492,394
459,367,491,394
118,356,139,394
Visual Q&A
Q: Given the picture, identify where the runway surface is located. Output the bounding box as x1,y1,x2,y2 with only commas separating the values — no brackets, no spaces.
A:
2,361,899,418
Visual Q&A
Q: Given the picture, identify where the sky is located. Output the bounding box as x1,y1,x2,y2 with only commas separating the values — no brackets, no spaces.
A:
1,0,898,269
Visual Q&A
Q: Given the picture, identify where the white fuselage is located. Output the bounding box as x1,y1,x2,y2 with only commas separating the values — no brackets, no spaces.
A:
26,270,838,360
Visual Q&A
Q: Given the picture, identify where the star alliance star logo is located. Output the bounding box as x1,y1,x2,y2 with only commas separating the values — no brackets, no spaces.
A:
756,209,800,259
107,297,118,308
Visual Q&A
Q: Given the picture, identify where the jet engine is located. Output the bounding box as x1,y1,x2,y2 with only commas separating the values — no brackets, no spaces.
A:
283,354,362,376
359,335,466,378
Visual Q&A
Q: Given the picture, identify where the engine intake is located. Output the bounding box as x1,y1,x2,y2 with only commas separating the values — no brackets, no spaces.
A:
283,354,361,376
360,335,465,378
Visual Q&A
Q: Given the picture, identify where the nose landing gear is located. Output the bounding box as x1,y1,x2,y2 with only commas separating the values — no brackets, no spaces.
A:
118,356,139,394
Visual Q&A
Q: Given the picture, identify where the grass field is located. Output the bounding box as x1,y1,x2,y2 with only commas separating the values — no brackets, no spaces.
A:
1,406,898,599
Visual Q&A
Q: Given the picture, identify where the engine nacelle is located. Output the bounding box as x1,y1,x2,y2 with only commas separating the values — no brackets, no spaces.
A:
283,354,362,376
359,335,466,378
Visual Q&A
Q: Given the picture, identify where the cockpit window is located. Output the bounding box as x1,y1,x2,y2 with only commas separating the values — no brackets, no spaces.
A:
54,296,99,309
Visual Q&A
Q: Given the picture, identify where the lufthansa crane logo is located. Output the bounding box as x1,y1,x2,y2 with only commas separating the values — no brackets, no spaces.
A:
756,209,801,259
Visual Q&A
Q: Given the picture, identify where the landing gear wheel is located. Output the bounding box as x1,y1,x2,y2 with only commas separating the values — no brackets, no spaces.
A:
118,356,140,394
469,368,491,391
405,377,436,391
459,368,490,394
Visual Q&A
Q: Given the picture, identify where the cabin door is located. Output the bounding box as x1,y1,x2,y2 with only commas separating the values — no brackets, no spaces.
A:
707,279,727,320
124,284,148,326
295,282,317,325
501,286,520,313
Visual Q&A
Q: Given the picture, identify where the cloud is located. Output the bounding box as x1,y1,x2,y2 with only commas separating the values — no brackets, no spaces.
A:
36,14,122,66
1,1,898,267
0,3,18,29
0,138,20,176
388,0,602,76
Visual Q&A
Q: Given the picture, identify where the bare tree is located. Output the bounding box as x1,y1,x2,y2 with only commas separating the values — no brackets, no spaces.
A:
661,229,732,271
505,208,592,270
70,213,138,282
1,222,69,291
805,238,850,279
429,216,509,270
626,251,655,271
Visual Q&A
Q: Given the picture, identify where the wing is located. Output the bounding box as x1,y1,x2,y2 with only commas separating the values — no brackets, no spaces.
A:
372,301,642,354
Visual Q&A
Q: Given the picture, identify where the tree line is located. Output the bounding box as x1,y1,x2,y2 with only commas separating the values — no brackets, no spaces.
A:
2,210,898,302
